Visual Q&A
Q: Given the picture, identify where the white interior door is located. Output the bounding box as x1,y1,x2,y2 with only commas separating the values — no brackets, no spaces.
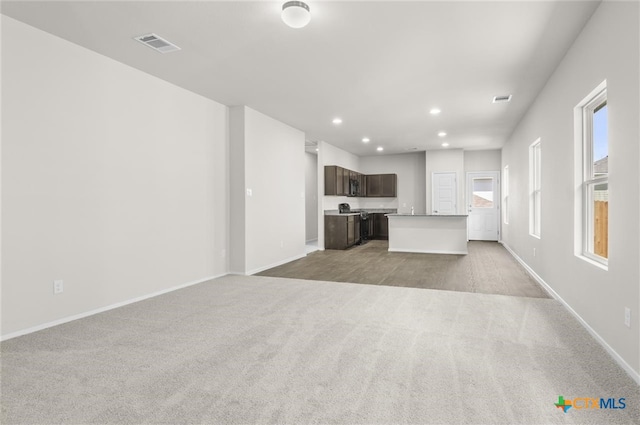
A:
432,172,457,214
467,171,500,241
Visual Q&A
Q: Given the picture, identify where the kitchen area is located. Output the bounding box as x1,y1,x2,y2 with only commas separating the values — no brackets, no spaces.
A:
323,165,398,250
322,162,468,254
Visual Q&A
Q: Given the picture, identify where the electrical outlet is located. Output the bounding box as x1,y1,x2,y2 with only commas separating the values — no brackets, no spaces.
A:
246,188,252,197
533,248,536,257
53,280,64,295
624,307,631,327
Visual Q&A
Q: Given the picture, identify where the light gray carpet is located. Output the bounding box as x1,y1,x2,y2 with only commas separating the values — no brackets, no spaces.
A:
2,275,638,424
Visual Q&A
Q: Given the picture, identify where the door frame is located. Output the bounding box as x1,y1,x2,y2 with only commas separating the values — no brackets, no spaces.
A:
466,171,501,241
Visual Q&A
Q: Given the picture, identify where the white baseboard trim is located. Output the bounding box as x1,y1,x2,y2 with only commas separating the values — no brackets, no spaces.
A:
0,273,227,342
247,253,306,276
500,241,640,385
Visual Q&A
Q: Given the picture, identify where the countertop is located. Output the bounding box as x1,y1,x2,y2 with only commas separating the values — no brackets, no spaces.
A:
387,214,469,217
324,209,397,216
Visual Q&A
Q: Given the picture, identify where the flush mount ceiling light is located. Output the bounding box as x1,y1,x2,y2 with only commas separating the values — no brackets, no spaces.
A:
429,108,441,115
362,137,370,143
441,142,450,148
377,147,384,152
332,118,342,124
438,131,447,137
282,1,311,28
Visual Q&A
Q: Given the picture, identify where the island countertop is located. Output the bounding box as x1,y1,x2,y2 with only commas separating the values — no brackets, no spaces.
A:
386,213,468,217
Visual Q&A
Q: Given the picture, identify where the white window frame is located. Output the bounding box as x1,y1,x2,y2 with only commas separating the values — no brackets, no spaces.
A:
575,81,608,268
529,139,541,238
503,165,509,225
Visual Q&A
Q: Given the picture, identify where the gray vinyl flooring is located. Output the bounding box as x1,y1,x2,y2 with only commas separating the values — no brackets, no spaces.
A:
258,240,550,298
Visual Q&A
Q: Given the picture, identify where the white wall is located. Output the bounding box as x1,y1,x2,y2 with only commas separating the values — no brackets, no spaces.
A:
1,16,228,336
359,152,426,214
229,106,306,274
501,1,639,378
228,107,246,274
305,153,318,242
425,149,465,214
464,150,501,173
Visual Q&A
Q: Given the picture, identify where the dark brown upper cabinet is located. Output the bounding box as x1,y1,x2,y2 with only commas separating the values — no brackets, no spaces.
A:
365,174,397,197
325,166,396,197
324,166,367,197
325,165,346,196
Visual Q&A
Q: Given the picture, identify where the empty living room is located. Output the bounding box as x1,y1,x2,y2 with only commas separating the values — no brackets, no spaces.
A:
1,1,639,424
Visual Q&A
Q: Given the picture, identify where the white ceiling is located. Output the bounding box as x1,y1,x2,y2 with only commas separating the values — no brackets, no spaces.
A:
1,0,600,156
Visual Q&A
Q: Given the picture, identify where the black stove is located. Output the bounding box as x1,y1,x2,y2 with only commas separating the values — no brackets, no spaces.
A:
338,204,370,244
353,210,370,244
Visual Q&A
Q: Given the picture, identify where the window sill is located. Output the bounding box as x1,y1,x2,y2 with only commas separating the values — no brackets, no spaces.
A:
576,254,608,271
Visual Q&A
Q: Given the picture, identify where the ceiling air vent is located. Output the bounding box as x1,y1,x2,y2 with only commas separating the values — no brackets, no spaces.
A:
134,33,181,53
492,94,512,103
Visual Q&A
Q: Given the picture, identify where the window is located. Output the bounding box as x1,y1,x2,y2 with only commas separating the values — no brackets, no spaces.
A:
529,139,541,238
576,82,608,265
472,178,494,208
503,165,509,224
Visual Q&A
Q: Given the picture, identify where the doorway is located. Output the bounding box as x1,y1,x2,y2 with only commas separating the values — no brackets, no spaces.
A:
305,152,318,251
466,171,500,241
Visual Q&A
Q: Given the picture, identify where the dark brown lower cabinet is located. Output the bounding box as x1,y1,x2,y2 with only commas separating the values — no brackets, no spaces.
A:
325,215,360,249
372,213,389,240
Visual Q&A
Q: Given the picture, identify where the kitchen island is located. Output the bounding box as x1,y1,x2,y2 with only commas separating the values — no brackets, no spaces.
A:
386,214,468,255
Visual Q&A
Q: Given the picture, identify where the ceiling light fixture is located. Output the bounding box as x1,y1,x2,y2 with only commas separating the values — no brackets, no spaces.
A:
438,131,447,137
441,142,450,147
429,108,441,115
377,147,384,152
362,137,370,143
332,118,342,124
281,1,311,29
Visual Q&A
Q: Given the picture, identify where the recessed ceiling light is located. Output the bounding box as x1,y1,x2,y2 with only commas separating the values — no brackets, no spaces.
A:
362,137,370,143
429,108,441,115
332,118,342,124
438,131,447,137
377,147,384,152
441,142,450,147
492,95,512,103
315,148,319,152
